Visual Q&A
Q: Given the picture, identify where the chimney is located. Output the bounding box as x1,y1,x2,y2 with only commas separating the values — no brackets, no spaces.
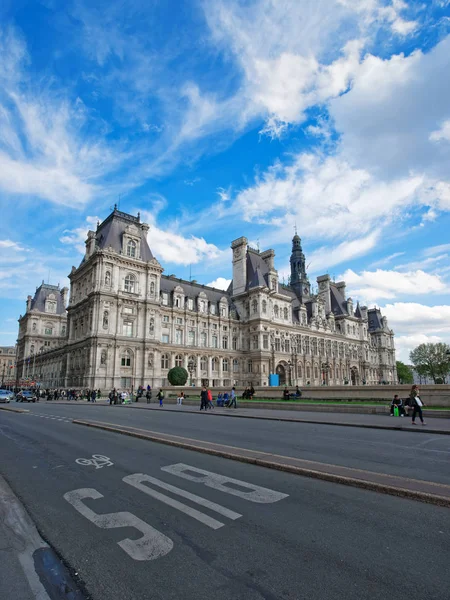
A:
85,230,97,259
317,274,331,313
231,237,248,296
336,281,346,298
61,287,69,308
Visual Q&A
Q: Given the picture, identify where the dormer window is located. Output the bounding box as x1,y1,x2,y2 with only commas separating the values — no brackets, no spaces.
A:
127,240,137,257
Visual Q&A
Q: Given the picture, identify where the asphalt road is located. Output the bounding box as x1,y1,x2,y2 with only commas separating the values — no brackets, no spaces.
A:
1,408,450,600
15,401,450,485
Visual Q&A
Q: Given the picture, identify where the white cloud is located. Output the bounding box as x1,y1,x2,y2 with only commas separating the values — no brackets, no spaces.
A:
341,269,447,303
308,231,381,272
380,302,450,362
205,277,231,290
0,240,26,251
430,119,450,142
423,243,450,257
60,216,100,254
216,187,231,202
233,152,423,240
140,210,225,266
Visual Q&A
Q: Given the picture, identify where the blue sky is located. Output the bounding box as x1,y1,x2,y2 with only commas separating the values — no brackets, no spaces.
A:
1,0,450,362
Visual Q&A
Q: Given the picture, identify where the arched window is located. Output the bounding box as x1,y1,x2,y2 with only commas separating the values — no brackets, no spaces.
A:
105,271,111,285
232,337,238,350
274,305,279,318
121,350,132,367
284,307,288,320
233,359,239,373
175,296,180,307
200,332,207,347
150,281,155,295
161,353,169,369
212,357,219,371
248,360,253,373
252,299,258,314
175,354,183,367
262,300,267,314
222,358,229,372
124,274,136,293
200,356,208,371
126,240,137,257
298,363,302,378
222,336,228,349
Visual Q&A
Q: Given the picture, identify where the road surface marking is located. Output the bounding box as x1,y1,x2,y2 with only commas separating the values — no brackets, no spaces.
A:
124,473,242,525
161,463,289,503
63,488,173,561
123,474,225,529
75,455,113,469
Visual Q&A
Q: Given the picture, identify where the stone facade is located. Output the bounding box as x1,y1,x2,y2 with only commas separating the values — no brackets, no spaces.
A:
0,345,16,386
16,207,396,390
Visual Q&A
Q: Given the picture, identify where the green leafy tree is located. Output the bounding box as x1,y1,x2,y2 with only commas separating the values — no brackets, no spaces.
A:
396,361,414,384
167,366,188,386
409,343,450,384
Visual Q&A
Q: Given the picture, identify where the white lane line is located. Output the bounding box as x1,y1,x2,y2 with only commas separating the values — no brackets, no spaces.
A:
123,474,233,530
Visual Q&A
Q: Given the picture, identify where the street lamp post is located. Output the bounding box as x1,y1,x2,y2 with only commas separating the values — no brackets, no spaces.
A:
1,364,5,387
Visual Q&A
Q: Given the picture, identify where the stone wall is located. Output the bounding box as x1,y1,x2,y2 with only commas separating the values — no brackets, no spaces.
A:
162,384,450,407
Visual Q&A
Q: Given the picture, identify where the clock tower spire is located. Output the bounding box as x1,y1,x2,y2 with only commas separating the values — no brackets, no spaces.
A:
290,233,310,301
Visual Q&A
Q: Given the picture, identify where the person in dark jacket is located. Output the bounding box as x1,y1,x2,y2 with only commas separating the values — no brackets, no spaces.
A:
200,386,208,410
390,394,404,416
146,388,152,404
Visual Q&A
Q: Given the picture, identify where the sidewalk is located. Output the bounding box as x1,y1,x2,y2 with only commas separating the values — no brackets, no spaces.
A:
127,403,450,434
0,474,85,600
36,399,450,434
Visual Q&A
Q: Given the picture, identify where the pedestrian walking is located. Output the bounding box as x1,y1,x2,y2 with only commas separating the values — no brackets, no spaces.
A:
157,389,164,406
409,384,426,425
146,387,152,404
91,389,97,403
200,386,208,410
207,388,214,409
228,386,237,409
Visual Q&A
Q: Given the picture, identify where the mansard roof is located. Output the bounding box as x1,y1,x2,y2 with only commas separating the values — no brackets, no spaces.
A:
246,249,269,290
367,308,383,331
160,276,233,305
354,302,362,318
329,283,347,316
30,283,66,315
84,208,154,264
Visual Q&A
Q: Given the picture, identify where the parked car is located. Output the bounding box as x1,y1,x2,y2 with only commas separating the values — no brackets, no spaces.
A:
0,389,13,403
16,390,37,403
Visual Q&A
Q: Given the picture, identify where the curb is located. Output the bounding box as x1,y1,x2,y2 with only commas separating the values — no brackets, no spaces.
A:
128,405,450,435
73,419,450,508
0,406,29,414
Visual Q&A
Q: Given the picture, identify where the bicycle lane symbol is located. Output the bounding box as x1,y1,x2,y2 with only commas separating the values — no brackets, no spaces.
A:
75,455,114,469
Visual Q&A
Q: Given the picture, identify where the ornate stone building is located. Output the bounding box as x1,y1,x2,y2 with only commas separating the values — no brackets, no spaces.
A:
16,207,396,390
0,345,16,386
16,284,68,385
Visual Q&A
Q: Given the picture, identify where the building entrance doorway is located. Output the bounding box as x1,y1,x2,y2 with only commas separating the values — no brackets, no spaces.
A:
351,368,359,386
276,364,286,386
